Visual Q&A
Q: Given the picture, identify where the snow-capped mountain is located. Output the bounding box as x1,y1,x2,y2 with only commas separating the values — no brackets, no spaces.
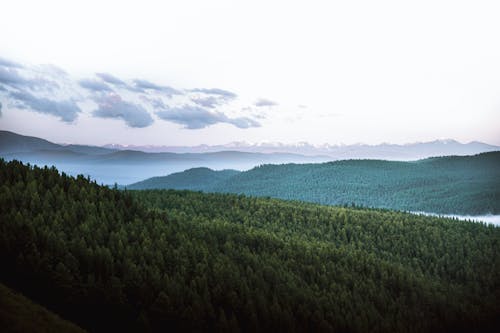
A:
102,139,499,160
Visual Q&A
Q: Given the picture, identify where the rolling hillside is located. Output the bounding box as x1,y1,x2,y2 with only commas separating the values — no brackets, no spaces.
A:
128,151,500,215
0,159,498,332
128,167,240,191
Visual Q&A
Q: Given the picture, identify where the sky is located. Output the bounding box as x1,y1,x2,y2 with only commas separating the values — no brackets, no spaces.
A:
0,0,499,146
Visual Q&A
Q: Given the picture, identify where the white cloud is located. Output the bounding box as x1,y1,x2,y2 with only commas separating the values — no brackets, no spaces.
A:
0,1,499,145
0,57,262,130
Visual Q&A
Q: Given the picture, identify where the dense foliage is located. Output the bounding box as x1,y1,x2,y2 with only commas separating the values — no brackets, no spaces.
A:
0,159,499,332
129,151,500,215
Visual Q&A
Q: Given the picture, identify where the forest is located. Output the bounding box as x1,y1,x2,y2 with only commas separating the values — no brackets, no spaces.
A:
0,282,86,332
0,158,499,332
128,151,500,215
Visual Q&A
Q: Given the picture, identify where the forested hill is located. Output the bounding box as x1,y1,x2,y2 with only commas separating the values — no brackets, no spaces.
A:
1,159,499,332
0,282,86,333
128,167,240,191
128,151,500,215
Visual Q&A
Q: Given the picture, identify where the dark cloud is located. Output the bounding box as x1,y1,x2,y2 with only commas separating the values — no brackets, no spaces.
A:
96,72,127,86
156,105,260,129
79,79,113,92
0,57,23,68
92,93,153,128
0,101,2,116
132,79,180,95
9,90,81,122
255,98,278,107
191,96,221,109
190,88,237,99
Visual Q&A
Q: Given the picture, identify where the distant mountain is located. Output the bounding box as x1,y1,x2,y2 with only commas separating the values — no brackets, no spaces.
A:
62,144,116,155
0,130,116,155
0,130,61,154
0,131,329,184
3,130,499,188
103,139,500,160
128,151,500,215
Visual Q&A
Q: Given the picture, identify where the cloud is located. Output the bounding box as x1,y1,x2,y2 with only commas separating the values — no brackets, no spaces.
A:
0,57,24,68
0,67,60,92
9,90,81,122
0,57,268,130
92,93,153,128
38,64,67,77
140,96,167,109
132,79,180,95
227,116,261,129
96,72,127,86
0,101,2,116
190,88,237,99
191,96,221,108
190,88,239,108
0,67,29,87
255,98,278,107
156,105,260,129
79,78,113,92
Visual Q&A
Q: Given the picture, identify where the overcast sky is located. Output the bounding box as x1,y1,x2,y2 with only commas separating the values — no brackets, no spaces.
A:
1,0,499,146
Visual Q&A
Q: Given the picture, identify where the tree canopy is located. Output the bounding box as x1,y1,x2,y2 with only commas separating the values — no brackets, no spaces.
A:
0,159,499,332
129,152,500,215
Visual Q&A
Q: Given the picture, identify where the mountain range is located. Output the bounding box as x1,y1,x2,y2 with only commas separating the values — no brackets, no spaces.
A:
0,131,328,184
1,130,499,186
103,139,500,160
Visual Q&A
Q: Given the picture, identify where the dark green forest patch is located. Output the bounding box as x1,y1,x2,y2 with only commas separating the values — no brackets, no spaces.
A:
0,159,499,332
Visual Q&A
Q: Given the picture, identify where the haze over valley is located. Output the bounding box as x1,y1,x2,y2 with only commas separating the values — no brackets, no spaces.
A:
2,130,498,185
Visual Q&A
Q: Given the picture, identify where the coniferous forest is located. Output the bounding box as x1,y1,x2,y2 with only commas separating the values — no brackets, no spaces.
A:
0,159,499,332
128,152,500,215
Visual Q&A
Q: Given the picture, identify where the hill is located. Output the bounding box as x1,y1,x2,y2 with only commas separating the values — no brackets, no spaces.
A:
0,130,62,154
0,282,86,333
0,159,499,332
128,167,240,190
128,151,500,215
